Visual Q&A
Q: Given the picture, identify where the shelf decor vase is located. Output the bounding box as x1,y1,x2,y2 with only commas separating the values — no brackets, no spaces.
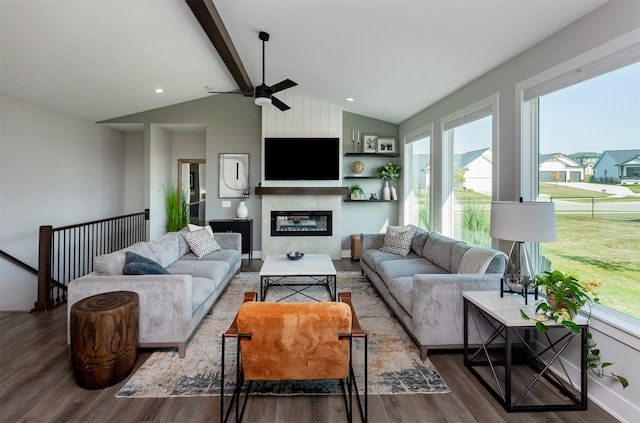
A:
382,181,391,200
236,201,248,219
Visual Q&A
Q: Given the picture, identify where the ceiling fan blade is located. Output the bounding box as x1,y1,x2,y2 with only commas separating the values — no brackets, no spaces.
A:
271,96,291,111
269,79,297,94
207,89,249,95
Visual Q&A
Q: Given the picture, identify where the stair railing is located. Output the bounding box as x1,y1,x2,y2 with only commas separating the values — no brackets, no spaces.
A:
33,209,149,311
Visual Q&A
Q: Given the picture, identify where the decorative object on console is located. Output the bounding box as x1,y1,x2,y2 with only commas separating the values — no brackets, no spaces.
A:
351,160,365,175
361,133,378,153
490,198,556,304
236,200,249,219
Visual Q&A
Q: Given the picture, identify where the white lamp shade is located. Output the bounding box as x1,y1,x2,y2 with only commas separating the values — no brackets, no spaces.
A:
254,96,271,107
490,201,557,242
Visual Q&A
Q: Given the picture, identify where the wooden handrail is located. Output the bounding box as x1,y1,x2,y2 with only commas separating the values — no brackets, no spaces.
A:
32,210,148,312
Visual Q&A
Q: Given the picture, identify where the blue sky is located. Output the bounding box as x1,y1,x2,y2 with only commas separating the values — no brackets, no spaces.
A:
444,61,640,155
539,61,640,155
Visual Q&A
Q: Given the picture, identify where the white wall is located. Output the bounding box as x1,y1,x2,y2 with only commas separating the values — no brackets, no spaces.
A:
0,94,125,311
399,2,640,421
124,131,145,213
148,125,173,240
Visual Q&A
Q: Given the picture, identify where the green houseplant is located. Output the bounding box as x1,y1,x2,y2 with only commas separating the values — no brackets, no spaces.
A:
163,185,189,232
377,162,401,181
521,270,628,388
349,184,365,200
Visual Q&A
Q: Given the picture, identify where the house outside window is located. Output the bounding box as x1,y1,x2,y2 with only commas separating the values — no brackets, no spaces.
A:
524,59,640,320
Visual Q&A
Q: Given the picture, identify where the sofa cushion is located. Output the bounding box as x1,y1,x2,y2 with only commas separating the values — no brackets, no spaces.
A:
388,277,414,316
94,242,155,276
191,276,218,315
181,228,222,258
422,232,458,273
410,226,430,256
147,232,180,268
378,258,447,286
167,259,230,283
450,241,472,274
122,252,169,275
381,225,416,257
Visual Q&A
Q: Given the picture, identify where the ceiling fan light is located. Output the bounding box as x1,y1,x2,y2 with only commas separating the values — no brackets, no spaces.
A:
255,96,271,107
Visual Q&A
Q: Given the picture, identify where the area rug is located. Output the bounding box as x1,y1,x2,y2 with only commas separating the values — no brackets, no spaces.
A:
116,271,450,398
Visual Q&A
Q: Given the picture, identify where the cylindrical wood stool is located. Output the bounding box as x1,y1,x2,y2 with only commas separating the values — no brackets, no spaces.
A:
351,234,361,261
70,291,139,390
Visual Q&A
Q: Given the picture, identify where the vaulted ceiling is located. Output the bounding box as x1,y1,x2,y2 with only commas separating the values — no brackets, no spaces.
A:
0,0,608,124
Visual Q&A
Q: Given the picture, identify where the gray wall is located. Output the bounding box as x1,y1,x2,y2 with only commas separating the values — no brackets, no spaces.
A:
0,94,125,310
342,111,399,249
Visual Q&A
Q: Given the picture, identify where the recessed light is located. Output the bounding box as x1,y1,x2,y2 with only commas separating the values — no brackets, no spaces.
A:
154,88,164,94
345,97,355,102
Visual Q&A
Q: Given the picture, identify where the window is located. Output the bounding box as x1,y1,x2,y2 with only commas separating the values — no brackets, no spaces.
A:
405,132,431,230
441,98,496,247
524,58,640,320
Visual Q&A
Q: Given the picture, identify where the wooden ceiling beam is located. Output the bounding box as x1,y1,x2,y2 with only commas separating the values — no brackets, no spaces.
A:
185,0,253,96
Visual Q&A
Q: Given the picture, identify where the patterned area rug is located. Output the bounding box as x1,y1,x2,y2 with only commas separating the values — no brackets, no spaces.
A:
116,271,450,397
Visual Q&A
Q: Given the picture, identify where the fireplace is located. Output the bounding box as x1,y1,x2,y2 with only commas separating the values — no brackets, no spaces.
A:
271,211,332,237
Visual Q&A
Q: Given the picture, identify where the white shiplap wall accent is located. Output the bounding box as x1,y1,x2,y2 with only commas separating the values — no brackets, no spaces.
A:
261,94,343,187
260,94,344,257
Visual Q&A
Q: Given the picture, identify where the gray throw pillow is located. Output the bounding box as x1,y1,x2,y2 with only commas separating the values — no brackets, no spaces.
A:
123,251,168,275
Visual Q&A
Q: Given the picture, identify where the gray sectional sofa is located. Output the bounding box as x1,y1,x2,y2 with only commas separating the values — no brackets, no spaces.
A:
360,226,506,360
68,228,241,357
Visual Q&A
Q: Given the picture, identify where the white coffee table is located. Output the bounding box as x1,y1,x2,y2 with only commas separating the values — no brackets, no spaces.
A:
259,254,337,301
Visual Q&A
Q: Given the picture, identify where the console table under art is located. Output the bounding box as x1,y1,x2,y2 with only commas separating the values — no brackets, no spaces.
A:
259,254,337,302
463,291,588,412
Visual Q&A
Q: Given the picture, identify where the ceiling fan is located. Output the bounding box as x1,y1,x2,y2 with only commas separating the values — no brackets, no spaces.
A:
208,31,297,111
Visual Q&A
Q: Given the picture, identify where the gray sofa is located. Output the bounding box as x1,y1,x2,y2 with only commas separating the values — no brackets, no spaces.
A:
360,226,506,360
67,229,241,358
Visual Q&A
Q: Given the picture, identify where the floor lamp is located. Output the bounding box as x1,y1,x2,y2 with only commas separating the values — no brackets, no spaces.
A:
490,200,557,303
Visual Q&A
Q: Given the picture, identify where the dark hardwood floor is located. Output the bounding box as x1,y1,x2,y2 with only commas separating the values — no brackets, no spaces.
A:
0,259,619,422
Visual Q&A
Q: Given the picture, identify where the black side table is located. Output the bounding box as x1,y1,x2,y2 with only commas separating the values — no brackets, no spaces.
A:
463,291,587,412
209,218,253,260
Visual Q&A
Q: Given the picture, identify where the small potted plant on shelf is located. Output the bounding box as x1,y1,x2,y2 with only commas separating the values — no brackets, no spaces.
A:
349,184,365,200
377,162,401,200
520,269,629,389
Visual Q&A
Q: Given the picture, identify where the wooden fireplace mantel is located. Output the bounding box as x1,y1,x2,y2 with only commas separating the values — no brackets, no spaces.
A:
255,187,348,196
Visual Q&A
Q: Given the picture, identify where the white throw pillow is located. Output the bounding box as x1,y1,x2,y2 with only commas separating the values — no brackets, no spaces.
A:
181,228,221,258
381,225,416,257
188,223,214,236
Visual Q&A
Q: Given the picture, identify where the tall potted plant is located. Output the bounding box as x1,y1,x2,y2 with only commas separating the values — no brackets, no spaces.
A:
520,270,628,388
163,185,189,232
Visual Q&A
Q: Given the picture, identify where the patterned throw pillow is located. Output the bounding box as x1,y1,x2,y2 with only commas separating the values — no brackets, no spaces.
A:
381,225,416,257
181,228,222,258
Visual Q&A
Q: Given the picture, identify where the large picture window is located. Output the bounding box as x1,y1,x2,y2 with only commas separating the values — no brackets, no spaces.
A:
441,98,496,247
524,59,640,320
405,132,431,230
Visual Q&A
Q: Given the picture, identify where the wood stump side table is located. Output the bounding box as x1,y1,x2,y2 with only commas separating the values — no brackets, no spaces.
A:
70,291,139,390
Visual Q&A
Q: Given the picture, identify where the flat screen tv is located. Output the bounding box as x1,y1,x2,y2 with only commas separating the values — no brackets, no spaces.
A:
264,137,340,180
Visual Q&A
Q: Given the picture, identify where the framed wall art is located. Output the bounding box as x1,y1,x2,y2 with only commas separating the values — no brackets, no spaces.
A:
361,133,378,153
377,136,397,153
219,153,250,198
